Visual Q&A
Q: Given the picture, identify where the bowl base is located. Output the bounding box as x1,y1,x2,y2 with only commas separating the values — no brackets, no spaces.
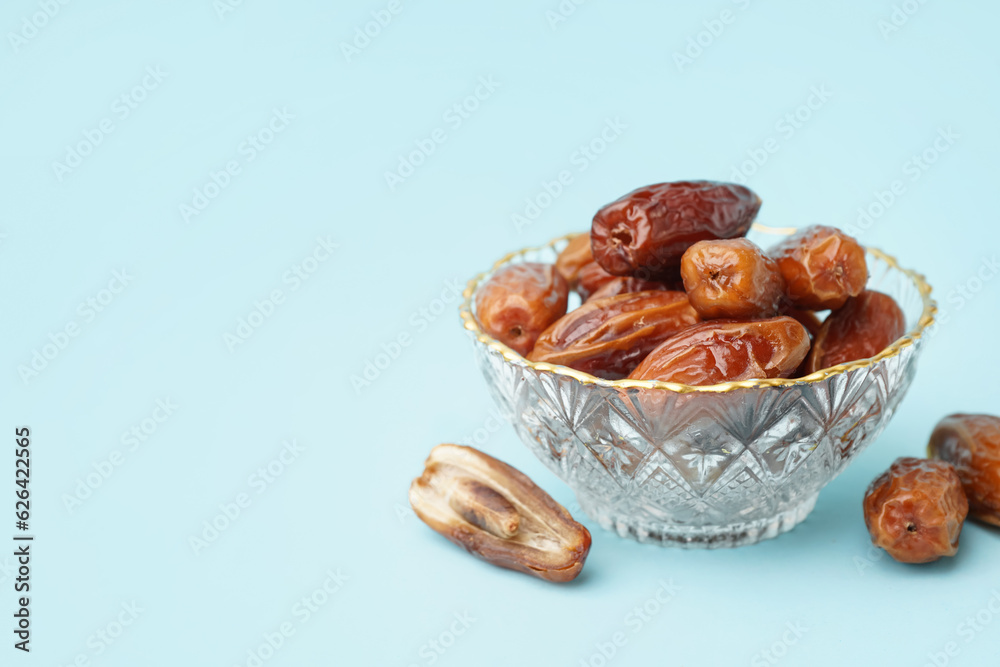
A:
577,492,819,549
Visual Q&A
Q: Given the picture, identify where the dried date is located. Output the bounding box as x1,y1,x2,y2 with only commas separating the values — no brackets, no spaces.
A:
577,261,680,301
928,414,1000,527
528,290,700,379
475,262,569,357
806,290,905,373
680,238,786,319
555,233,594,289
585,275,671,301
591,181,761,280
628,317,810,385
863,457,968,564
780,306,823,378
781,306,823,339
409,444,591,582
769,225,868,310
576,260,619,300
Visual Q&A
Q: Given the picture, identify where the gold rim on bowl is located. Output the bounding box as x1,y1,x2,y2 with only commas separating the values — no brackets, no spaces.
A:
459,224,937,394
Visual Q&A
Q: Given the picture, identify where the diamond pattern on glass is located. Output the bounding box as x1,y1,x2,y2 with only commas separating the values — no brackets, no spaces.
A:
467,246,930,547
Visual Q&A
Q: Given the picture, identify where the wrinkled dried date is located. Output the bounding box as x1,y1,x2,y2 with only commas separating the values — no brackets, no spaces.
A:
807,290,905,373
781,306,823,378
576,260,620,300
409,444,591,582
680,238,786,319
577,261,680,301
769,225,868,310
781,306,823,339
929,414,1000,527
628,317,810,385
591,181,761,280
863,457,968,564
555,233,594,289
475,262,569,356
585,275,670,301
528,291,700,379
448,477,520,538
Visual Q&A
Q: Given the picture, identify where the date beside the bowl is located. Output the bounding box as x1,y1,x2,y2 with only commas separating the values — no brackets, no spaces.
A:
409,444,591,582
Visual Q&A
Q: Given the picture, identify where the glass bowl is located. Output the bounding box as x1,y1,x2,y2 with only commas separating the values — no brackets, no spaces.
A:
459,226,936,548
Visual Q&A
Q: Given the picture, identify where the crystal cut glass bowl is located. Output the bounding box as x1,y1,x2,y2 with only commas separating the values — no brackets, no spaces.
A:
459,227,936,548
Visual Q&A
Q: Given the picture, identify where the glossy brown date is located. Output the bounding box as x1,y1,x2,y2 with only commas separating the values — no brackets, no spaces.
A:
554,233,593,289
591,181,761,280
768,225,868,310
475,263,569,357
409,444,591,583
928,414,1000,527
584,275,671,301
863,457,968,564
806,290,905,373
576,260,619,300
528,291,700,380
628,316,809,385
781,307,823,378
680,238,786,319
577,261,680,301
781,306,823,339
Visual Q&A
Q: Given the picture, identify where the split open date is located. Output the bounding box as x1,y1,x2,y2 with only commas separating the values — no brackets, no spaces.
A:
409,444,591,582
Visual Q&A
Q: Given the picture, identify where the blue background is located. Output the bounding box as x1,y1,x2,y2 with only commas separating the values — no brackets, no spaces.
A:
3,1,999,665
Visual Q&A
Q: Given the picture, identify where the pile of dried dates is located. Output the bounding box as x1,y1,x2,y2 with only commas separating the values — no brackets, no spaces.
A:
475,180,906,385
406,180,995,581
